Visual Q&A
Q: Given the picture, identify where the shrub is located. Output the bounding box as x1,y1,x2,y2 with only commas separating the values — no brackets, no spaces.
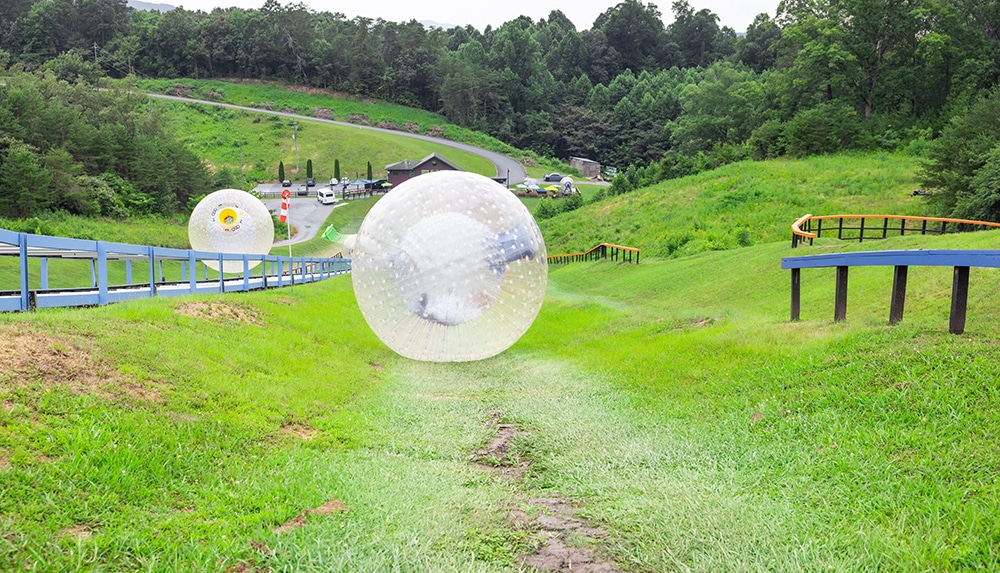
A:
748,119,785,160
534,198,561,219
920,88,1000,217
952,145,1000,221
781,102,865,157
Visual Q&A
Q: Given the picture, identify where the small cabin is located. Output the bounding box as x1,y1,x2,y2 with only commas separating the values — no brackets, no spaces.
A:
569,157,601,179
385,153,461,187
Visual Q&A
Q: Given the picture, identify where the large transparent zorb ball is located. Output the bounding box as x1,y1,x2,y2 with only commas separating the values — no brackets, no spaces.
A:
353,171,547,362
188,189,274,273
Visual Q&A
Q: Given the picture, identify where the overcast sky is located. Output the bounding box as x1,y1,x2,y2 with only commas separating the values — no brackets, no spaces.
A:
167,0,780,33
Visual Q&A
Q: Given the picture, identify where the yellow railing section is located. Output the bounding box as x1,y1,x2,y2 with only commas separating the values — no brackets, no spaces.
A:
791,214,1000,247
547,243,640,264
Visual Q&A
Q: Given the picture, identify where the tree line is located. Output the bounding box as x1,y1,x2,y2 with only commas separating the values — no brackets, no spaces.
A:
1,0,1000,219
0,57,212,219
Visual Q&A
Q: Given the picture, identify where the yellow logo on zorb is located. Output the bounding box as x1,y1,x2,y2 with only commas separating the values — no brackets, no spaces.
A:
215,206,243,232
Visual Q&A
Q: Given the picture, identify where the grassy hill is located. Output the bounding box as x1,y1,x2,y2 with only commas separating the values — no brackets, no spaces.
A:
2,223,999,570
2,149,999,570
0,152,930,312
139,78,572,180
540,152,926,257
154,99,495,184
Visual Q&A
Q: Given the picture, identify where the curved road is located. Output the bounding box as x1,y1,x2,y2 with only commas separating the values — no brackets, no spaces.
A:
263,197,349,247
147,93,527,184
150,93,528,246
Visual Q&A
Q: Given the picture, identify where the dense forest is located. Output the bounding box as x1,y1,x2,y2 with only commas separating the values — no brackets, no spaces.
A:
0,64,214,219
1,0,1000,220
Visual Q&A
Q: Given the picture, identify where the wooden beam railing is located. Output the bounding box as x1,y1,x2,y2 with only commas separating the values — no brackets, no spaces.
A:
548,243,640,265
781,249,1000,334
791,214,1000,248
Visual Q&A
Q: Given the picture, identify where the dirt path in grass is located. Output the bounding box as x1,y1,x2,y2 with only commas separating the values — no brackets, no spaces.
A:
470,410,623,572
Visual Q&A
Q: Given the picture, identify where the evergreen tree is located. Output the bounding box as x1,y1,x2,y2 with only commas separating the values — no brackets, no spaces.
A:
0,140,53,218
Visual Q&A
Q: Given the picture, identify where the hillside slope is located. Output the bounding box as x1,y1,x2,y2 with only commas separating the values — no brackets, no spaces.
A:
1,228,998,570
540,152,925,258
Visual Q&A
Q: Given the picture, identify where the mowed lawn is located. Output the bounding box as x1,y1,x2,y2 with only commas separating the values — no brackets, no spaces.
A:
2,227,999,571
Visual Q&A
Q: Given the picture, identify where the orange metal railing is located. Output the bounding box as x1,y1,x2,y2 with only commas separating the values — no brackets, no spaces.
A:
548,243,640,264
790,214,1000,247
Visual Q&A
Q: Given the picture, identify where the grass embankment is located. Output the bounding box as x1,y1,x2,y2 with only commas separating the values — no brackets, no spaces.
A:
540,152,926,257
139,78,572,178
154,99,494,183
2,227,999,571
284,197,379,259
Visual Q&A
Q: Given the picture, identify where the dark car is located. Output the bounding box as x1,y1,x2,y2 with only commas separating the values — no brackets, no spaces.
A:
281,179,292,187
306,177,316,187
543,173,562,182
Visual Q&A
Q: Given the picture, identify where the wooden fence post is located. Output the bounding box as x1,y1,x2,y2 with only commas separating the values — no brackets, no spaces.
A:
950,266,970,334
790,268,801,321
834,266,849,322
889,265,908,324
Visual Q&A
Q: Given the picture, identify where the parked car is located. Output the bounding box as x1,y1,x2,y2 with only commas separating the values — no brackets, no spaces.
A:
317,188,338,205
543,173,562,182
306,177,316,187
281,179,291,187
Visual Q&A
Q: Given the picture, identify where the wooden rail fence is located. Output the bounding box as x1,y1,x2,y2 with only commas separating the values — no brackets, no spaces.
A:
547,243,640,264
781,249,1000,334
790,214,1000,248
0,228,350,312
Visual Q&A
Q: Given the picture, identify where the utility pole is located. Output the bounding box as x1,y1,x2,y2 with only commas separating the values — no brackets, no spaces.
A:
292,122,299,173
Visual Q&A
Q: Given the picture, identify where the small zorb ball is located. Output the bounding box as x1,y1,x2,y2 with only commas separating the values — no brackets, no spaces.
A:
352,171,547,362
188,189,274,273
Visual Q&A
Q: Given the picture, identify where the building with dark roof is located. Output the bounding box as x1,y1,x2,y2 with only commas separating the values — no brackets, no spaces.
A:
385,153,461,187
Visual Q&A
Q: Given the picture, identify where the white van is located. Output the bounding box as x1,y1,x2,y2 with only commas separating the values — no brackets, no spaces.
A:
316,188,338,205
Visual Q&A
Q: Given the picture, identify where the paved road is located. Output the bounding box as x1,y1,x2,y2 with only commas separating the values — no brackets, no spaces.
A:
262,196,352,247
147,93,527,184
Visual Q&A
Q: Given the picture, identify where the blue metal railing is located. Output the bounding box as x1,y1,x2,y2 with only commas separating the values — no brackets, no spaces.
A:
782,249,1000,334
0,228,351,312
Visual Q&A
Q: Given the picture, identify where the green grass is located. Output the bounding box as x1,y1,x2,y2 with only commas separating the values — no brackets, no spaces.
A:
285,197,380,259
138,78,572,178
0,214,189,248
3,227,1000,571
540,151,927,258
155,99,494,183
3,151,999,571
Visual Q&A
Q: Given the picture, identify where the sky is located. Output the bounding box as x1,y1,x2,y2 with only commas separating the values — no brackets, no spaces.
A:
165,0,781,34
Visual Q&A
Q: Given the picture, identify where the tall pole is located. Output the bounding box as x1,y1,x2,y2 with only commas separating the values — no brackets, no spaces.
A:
292,123,299,173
